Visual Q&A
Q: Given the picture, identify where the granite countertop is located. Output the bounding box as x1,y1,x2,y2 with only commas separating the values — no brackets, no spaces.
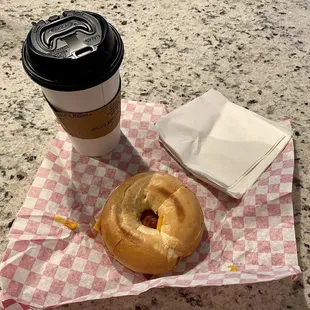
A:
0,0,309,309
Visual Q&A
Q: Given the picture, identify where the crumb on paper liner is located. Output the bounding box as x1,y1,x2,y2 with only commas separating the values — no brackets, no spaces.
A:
0,100,301,309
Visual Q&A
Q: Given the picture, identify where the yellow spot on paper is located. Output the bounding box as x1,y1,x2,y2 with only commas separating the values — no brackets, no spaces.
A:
228,265,239,272
93,217,101,233
53,215,78,230
157,214,164,232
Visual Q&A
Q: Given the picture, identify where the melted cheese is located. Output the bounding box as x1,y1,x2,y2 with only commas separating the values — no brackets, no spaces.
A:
156,214,164,232
53,215,78,230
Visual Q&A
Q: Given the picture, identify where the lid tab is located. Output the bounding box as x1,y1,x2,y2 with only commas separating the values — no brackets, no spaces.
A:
31,11,102,59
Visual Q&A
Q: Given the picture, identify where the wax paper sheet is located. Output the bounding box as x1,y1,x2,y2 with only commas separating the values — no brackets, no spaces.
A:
0,99,300,309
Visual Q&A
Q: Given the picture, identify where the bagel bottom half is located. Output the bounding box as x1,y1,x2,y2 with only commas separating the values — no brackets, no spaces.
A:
100,171,205,275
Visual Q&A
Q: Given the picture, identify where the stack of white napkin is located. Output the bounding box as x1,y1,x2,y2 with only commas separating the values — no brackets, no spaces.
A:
155,89,292,199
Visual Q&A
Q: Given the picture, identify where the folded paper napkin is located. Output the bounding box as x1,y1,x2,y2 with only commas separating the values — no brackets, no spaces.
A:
155,89,292,199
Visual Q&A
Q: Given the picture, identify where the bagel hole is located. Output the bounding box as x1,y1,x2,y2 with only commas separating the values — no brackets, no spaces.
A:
140,209,158,229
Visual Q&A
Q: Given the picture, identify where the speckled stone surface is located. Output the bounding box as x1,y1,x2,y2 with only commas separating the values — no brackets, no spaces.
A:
0,0,309,309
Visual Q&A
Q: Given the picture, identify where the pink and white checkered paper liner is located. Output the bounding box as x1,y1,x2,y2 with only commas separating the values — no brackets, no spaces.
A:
0,100,301,309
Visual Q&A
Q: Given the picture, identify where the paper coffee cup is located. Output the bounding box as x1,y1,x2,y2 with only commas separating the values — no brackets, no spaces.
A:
42,71,121,156
21,10,124,156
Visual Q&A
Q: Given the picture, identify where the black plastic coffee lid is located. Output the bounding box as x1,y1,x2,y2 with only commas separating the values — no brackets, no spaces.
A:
22,10,124,91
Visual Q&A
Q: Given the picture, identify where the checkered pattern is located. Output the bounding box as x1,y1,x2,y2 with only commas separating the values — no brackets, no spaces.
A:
0,100,300,309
